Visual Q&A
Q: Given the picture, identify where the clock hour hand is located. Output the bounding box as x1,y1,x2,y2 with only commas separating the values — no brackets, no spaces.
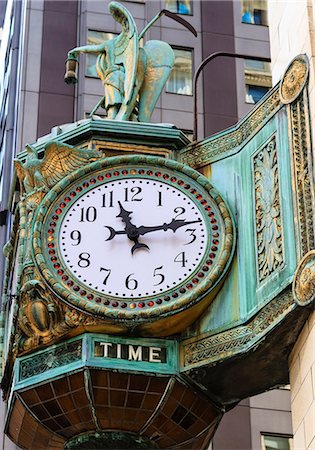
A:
116,201,134,230
137,218,202,236
106,202,149,254
105,202,135,241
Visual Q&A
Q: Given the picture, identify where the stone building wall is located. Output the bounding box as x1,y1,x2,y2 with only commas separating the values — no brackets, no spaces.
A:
268,1,315,449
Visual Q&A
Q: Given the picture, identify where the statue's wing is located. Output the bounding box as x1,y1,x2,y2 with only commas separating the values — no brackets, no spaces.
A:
109,1,138,105
14,159,27,186
39,141,101,187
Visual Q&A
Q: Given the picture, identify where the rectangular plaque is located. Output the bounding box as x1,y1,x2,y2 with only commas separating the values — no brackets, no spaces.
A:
94,341,167,363
91,335,178,374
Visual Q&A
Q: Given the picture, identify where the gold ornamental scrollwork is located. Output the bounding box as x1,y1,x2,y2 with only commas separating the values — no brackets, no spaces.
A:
293,250,315,306
280,54,309,104
289,93,315,257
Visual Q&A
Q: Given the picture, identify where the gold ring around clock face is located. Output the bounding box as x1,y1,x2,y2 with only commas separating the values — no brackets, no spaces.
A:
33,156,235,322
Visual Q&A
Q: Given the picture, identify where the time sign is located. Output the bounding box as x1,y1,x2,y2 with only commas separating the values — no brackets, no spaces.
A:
33,155,234,333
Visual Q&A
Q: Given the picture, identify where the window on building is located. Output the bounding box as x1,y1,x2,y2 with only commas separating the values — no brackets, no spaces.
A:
244,59,271,104
166,48,192,95
246,85,269,104
241,0,268,26
261,434,293,450
86,30,116,77
165,0,192,15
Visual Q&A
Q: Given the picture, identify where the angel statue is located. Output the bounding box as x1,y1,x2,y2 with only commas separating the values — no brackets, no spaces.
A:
64,1,196,122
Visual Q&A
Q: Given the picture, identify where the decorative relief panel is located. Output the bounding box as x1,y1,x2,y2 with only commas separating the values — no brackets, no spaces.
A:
181,288,294,369
180,88,281,169
289,93,315,258
253,137,284,282
19,339,82,382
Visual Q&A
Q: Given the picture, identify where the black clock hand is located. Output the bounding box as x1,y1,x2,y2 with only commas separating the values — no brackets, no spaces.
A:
116,201,134,230
105,217,202,240
137,218,202,236
104,226,127,241
105,202,149,254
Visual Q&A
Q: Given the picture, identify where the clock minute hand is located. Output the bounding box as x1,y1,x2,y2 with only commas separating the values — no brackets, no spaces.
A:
137,218,202,236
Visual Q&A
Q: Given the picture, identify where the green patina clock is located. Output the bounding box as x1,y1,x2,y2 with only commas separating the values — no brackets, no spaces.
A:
33,155,235,335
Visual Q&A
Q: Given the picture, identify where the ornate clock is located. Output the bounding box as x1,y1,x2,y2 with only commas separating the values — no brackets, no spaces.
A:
33,155,235,335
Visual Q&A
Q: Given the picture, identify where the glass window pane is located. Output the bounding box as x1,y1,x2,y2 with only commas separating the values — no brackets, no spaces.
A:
241,0,268,26
86,30,116,77
262,435,293,450
244,59,270,72
166,48,192,95
165,1,192,15
244,58,271,104
246,85,269,104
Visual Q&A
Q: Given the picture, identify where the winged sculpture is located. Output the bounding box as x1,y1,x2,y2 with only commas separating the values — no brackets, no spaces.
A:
65,1,196,122
14,142,101,194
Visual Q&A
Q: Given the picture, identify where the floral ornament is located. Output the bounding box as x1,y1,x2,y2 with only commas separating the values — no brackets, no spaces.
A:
280,54,309,104
254,138,284,281
293,250,315,306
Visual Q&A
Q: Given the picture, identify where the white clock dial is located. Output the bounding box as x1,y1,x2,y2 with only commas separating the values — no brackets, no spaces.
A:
59,178,207,299
35,157,234,328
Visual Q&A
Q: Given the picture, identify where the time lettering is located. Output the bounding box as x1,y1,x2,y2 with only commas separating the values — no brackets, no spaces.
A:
96,342,164,363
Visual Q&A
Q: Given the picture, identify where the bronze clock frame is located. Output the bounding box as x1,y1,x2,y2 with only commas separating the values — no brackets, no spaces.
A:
33,155,235,335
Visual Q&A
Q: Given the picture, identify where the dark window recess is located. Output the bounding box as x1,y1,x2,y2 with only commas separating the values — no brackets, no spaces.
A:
171,405,196,429
0,210,8,226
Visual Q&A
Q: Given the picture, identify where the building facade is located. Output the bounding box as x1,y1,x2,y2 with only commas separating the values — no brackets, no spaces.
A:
0,1,297,449
268,1,315,449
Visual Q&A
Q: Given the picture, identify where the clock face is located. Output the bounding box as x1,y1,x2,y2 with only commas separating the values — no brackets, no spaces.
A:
33,157,234,321
59,178,207,299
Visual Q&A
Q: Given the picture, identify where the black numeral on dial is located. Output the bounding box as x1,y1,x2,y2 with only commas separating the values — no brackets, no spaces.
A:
124,187,142,202
100,267,111,285
80,206,97,222
185,228,197,245
78,252,90,268
102,191,113,207
174,207,185,219
125,273,138,290
153,266,165,285
70,230,81,246
174,251,187,267
157,191,162,206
